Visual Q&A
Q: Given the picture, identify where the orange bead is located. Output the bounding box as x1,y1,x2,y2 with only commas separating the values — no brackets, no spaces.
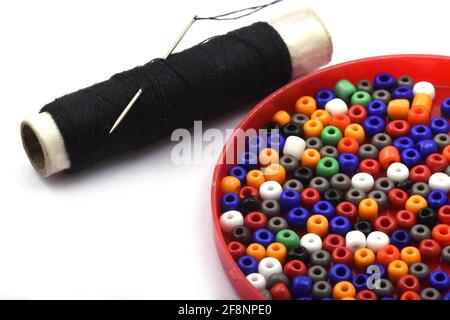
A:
407,106,430,126
332,281,356,300
354,248,376,271
258,148,279,166
405,195,427,215
400,246,421,266
246,170,266,189
220,175,241,194
344,123,365,144
400,291,421,300
431,224,450,246
341,297,357,300
301,148,321,168
263,163,286,184
303,119,324,137
295,96,316,116
412,92,433,112
379,146,401,170
266,242,287,263
338,136,359,154
358,198,378,222
443,145,450,163
306,215,329,238
311,109,331,127
246,243,266,261
377,245,401,267
388,259,409,284
330,114,351,133
272,110,291,126
387,99,410,120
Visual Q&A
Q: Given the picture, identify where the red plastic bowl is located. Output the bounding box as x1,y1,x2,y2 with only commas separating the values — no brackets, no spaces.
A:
211,55,450,299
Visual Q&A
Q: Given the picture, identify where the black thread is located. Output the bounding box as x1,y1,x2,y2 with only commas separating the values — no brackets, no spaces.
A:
41,22,292,171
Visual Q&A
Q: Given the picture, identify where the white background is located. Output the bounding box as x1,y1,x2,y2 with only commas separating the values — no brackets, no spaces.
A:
0,0,449,299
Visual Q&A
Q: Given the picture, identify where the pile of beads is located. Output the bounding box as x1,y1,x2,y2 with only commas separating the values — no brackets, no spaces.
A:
219,73,450,300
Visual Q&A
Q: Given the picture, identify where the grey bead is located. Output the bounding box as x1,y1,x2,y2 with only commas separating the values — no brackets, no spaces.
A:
283,179,303,193
372,89,391,104
261,200,280,218
356,79,373,93
409,262,430,282
420,288,441,300
309,250,331,268
260,289,272,300
410,182,431,197
374,177,395,193
312,281,332,299
309,177,330,194
441,245,450,264
358,144,379,160
372,279,394,298
446,166,450,177
319,146,339,159
308,265,328,282
434,133,450,151
267,272,290,290
292,113,310,128
267,217,288,234
305,137,323,151
330,173,352,191
371,133,392,150
345,188,366,206
409,224,431,244
368,190,388,209
280,155,299,174
397,75,414,88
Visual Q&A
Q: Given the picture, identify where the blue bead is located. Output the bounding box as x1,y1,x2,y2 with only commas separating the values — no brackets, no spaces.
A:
292,276,313,298
312,200,335,220
366,263,387,279
381,297,396,300
329,263,353,284
237,152,258,170
427,189,448,209
322,297,334,300
252,228,275,248
279,189,301,212
430,117,450,135
428,270,450,292
392,86,414,101
400,148,422,167
410,125,433,142
338,153,359,176
297,297,312,300
374,73,396,91
362,116,385,137
393,137,415,153
286,207,310,229
444,291,450,300
352,273,369,292
329,216,352,236
221,193,240,212
228,165,247,184
315,89,336,108
267,133,285,153
441,97,450,119
247,134,266,153
366,100,387,117
416,139,438,158
237,255,258,275
389,229,411,249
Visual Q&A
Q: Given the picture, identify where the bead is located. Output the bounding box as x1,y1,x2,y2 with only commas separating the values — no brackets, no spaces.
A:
390,229,411,249
305,137,323,150
374,215,397,235
386,121,411,140
429,172,450,192
228,166,248,184
368,190,388,209
432,224,450,246
419,239,441,262
374,73,395,91
377,245,400,267
345,230,366,252
332,246,353,267
395,210,416,230
258,148,279,167
259,181,282,200
246,243,266,261
261,200,280,218
310,249,331,268
238,255,259,275
401,148,422,168
435,133,450,150
413,81,435,99
282,136,306,160
293,166,314,186
231,225,252,246
330,173,352,191
388,260,409,283
267,216,288,234
320,126,342,146
409,224,431,244
356,79,373,93
372,89,391,104
366,231,390,253
400,246,421,266
292,276,313,298
295,96,317,116
279,189,301,212
358,144,379,161
239,186,259,201
308,265,328,282
301,148,321,168
367,100,387,117
319,145,339,158
429,270,450,292
275,229,300,249
362,116,385,137
220,210,244,233
426,153,448,173
303,119,323,138
287,245,309,263
397,75,414,88
270,283,291,300
387,99,410,120
373,279,394,298
283,260,307,278
409,165,432,184
281,122,302,138
411,182,431,197
300,233,322,253
409,262,430,282
348,105,367,125
441,97,450,118
312,281,332,299
252,228,275,248
228,241,246,260
283,180,303,194
379,146,400,170
312,109,332,126
337,137,359,154
356,290,378,300
306,215,329,238
315,89,336,108
312,200,335,220
332,281,356,300
246,170,265,190
292,113,310,130
267,272,290,289
351,173,374,192
426,190,446,211
263,163,286,185
367,262,387,279
386,162,409,184
408,106,430,126
272,110,291,126
316,157,340,179
441,245,450,264
240,195,261,215
352,273,369,292
325,98,348,116
301,187,321,208
267,133,285,153
323,188,344,206
393,138,414,155
354,248,376,271
417,140,438,159
410,124,432,142
388,188,408,209
438,205,450,224
345,188,366,206
430,117,449,135
308,179,329,198
245,211,268,231
392,86,414,101
238,151,259,170
330,113,351,133
358,198,378,222
220,175,241,194
351,91,371,107
404,195,427,215
338,153,359,175
421,288,441,300
374,177,395,193
329,263,353,284
335,79,356,100
397,275,421,293
266,242,287,263
329,216,352,236
344,123,365,144
400,291,421,300
221,193,240,212
323,234,345,253
336,201,358,222
258,257,283,280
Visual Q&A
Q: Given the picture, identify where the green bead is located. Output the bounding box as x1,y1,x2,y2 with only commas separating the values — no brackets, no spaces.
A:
316,157,340,178
335,79,356,101
320,126,342,146
351,91,372,107
276,229,300,249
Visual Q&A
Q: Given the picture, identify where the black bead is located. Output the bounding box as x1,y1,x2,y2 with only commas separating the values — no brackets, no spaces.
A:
323,188,344,206
239,196,260,215
293,166,314,186
417,207,438,228
231,225,252,246
395,179,412,191
281,122,302,138
287,245,310,263
353,220,373,237
263,122,280,132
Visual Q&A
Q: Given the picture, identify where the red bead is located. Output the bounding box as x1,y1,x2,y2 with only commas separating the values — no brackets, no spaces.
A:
239,186,259,200
244,211,268,230
374,215,398,235
338,137,359,154
283,260,307,278
379,146,401,170
400,291,421,300
301,188,321,208
335,201,358,223
388,188,408,209
331,247,353,267
396,275,421,293
377,245,400,267
395,210,416,230
348,105,367,124
323,234,345,253
385,120,410,138
227,241,246,260
409,165,432,183
419,239,441,262
356,290,378,300
438,205,450,225
432,224,450,247
425,153,448,173
359,159,380,177
271,283,292,300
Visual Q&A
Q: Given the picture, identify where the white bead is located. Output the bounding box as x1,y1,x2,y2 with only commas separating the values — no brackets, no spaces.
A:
219,210,244,233
259,181,283,200
429,172,450,192
413,81,435,99
283,136,306,160
325,98,348,116
345,230,366,252
351,172,375,192
300,233,322,253
366,231,390,253
258,257,283,280
386,162,409,183
246,273,267,290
